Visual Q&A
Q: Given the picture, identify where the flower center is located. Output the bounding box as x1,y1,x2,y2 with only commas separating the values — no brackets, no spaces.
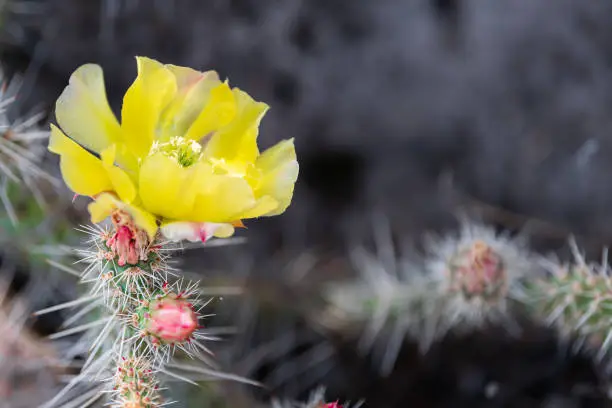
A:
150,136,202,167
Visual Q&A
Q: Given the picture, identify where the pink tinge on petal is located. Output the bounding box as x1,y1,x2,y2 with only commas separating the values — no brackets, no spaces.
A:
197,225,208,242
322,403,342,408
160,221,232,243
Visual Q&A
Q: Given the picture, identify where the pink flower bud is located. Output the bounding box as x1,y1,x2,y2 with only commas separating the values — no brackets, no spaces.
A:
450,240,507,299
144,294,198,344
106,225,139,266
105,209,151,266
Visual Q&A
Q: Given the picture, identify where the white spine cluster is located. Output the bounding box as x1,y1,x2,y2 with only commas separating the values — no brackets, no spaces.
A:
324,218,537,375
37,219,223,408
0,66,57,224
526,239,612,363
423,222,534,334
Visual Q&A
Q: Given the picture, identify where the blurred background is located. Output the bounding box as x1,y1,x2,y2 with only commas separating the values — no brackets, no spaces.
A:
3,0,612,407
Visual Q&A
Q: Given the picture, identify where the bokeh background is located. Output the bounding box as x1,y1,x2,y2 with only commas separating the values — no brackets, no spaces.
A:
4,0,612,407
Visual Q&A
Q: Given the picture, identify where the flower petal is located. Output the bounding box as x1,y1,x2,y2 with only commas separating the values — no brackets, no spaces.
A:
88,192,118,223
184,81,236,142
123,206,158,241
88,193,158,239
202,88,268,164
190,174,257,223
139,152,203,219
157,66,222,141
232,195,279,219
121,56,177,158
55,64,121,155
48,124,113,196
253,138,299,216
100,144,137,203
160,221,235,242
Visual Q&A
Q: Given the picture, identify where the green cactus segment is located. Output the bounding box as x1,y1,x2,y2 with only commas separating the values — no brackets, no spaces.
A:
101,240,161,275
527,257,612,354
113,355,162,408
79,216,202,404
98,238,166,305
109,249,162,273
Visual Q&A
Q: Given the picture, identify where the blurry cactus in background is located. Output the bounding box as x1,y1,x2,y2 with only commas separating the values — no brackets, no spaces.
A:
0,292,60,407
0,3,73,403
0,0,57,221
324,218,539,376
323,216,427,375
111,354,163,407
423,221,534,336
526,239,612,362
0,65,56,224
0,256,65,408
2,1,612,406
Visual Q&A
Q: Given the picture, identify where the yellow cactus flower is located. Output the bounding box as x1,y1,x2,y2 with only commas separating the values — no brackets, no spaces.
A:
49,56,298,242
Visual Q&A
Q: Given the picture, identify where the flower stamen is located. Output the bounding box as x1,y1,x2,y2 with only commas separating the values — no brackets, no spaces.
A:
149,136,202,167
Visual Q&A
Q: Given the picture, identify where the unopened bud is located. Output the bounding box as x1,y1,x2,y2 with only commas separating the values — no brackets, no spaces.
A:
449,240,507,300
140,293,198,344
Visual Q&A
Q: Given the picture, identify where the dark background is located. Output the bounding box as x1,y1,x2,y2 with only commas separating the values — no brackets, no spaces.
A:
4,1,612,407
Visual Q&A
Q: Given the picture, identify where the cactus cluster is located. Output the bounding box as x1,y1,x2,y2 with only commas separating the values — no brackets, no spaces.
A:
0,275,61,408
38,212,220,407
2,4,612,404
33,209,612,406
323,220,534,374
320,218,612,401
0,67,55,224
30,52,300,407
525,239,612,362
112,354,162,408
423,222,533,335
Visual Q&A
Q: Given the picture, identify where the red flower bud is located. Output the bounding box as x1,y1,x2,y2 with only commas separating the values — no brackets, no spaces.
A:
144,294,198,344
